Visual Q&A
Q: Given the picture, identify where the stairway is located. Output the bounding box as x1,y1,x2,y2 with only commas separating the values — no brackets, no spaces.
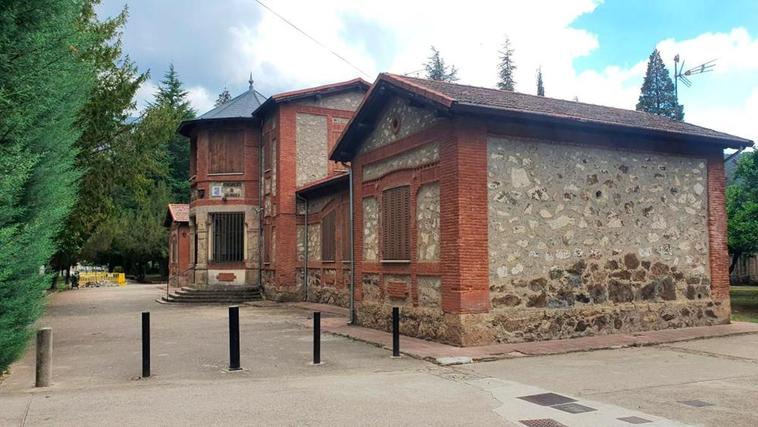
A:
161,286,263,304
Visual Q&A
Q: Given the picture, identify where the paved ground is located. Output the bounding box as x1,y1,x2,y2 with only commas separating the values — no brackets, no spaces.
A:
1,285,758,426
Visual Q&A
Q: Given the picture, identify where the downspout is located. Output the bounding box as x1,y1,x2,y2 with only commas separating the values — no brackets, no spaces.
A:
296,193,309,301
258,126,264,290
348,165,356,324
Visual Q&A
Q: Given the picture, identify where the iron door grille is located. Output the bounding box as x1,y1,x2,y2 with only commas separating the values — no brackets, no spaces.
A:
212,212,244,263
382,186,410,261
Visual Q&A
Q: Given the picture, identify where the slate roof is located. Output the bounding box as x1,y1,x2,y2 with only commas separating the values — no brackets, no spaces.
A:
177,79,266,136
331,73,752,161
164,203,189,226
253,77,371,118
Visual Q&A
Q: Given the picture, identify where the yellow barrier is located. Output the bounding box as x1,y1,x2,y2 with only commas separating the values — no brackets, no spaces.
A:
78,272,126,287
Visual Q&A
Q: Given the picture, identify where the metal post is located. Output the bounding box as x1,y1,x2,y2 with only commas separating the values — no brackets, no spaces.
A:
141,312,150,378
229,306,240,370
392,307,400,358
313,312,321,365
35,328,52,387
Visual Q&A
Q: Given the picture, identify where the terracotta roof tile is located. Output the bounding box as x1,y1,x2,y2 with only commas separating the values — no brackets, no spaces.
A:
167,204,189,223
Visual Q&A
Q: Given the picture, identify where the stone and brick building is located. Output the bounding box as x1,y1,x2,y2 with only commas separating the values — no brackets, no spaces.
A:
176,77,369,297
330,73,752,345
174,72,753,346
164,203,191,287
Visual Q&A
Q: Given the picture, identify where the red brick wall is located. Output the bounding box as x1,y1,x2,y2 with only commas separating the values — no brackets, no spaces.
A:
190,123,261,208
351,119,493,314
707,153,730,302
439,118,490,314
264,103,360,297
168,222,191,286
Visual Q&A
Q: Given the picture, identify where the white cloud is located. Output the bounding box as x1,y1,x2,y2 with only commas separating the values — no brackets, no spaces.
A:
186,86,215,115
125,1,757,143
132,80,158,114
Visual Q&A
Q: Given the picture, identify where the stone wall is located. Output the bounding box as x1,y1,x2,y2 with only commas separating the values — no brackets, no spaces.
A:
358,96,440,154
362,197,379,261
416,183,440,262
295,113,328,187
485,135,720,341
362,143,439,181
356,273,448,341
295,89,365,111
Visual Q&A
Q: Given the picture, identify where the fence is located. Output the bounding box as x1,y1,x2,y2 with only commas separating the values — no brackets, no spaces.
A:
731,254,758,285
78,272,126,286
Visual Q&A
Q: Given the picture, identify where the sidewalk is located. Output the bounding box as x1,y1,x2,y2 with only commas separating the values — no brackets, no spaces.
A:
288,302,758,364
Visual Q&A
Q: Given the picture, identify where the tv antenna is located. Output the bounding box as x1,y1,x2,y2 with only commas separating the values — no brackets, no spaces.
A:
673,54,716,100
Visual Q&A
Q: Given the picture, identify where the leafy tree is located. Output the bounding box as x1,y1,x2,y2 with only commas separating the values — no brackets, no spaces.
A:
497,37,517,91
0,0,97,371
215,87,232,107
536,66,545,96
636,49,684,120
153,64,195,203
424,46,458,82
53,2,148,274
727,151,758,272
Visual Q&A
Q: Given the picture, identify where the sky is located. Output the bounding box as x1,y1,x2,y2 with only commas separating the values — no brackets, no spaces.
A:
98,0,758,143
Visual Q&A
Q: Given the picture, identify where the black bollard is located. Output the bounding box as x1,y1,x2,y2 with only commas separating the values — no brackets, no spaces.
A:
141,312,150,378
392,306,400,357
229,306,240,371
313,312,321,364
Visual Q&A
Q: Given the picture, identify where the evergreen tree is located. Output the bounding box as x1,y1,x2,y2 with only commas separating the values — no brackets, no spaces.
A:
497,37,517,91
536,67,545,96
153,64,195,203
0,0,97,371
215,87,232,107
424,46,458,82
53,2,148,274
636,49,684,120
727,151,758,272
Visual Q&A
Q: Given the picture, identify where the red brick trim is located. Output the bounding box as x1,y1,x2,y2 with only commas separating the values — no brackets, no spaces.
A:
707,153,730,302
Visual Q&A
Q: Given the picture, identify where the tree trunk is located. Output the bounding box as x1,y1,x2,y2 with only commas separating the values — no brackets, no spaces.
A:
729,251,742,274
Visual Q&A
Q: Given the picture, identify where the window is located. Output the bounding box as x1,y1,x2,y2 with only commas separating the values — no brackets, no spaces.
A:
321,210,336,261
212,212,244,263
382,186,410,261
209,130,244,174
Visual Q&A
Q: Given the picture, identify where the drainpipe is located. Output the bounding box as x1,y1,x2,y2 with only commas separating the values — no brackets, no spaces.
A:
348,166,356,324
258,127,264,290
296,193,309,301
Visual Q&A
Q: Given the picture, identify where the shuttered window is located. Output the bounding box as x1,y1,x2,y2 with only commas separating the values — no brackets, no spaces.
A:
342,202,351,261
382,186,410,261
321,210,336,261
209,130,244,174
212,213,244,263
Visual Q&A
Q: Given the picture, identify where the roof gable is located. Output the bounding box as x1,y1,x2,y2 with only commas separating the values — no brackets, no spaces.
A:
331,73,752,161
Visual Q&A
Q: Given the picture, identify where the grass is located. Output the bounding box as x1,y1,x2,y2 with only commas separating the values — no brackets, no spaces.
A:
731,286,758,323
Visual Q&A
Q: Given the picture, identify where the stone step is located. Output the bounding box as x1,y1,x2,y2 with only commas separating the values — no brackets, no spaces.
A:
162,295,261,304
174,291,261,297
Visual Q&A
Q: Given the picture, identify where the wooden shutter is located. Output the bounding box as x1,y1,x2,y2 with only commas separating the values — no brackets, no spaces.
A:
321,210,336,261
382,186,410,261
209,130,244,174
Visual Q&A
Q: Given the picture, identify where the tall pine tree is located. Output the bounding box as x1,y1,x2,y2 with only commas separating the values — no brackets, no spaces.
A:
0,0,97,371
536,67,545,96
215,87,232,107
153,64,195,203
53,2,148,273
636,49,684,120
424,46,458,82
497,37,517,91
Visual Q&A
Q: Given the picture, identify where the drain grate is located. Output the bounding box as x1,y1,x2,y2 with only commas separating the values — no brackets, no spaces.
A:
519,419,569,427
679,400,713,408
518,393,577,406
618,416,653,424
552,402,597,414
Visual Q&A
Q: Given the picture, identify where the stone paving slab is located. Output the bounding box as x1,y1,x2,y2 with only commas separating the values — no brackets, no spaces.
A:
289,302,758,363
